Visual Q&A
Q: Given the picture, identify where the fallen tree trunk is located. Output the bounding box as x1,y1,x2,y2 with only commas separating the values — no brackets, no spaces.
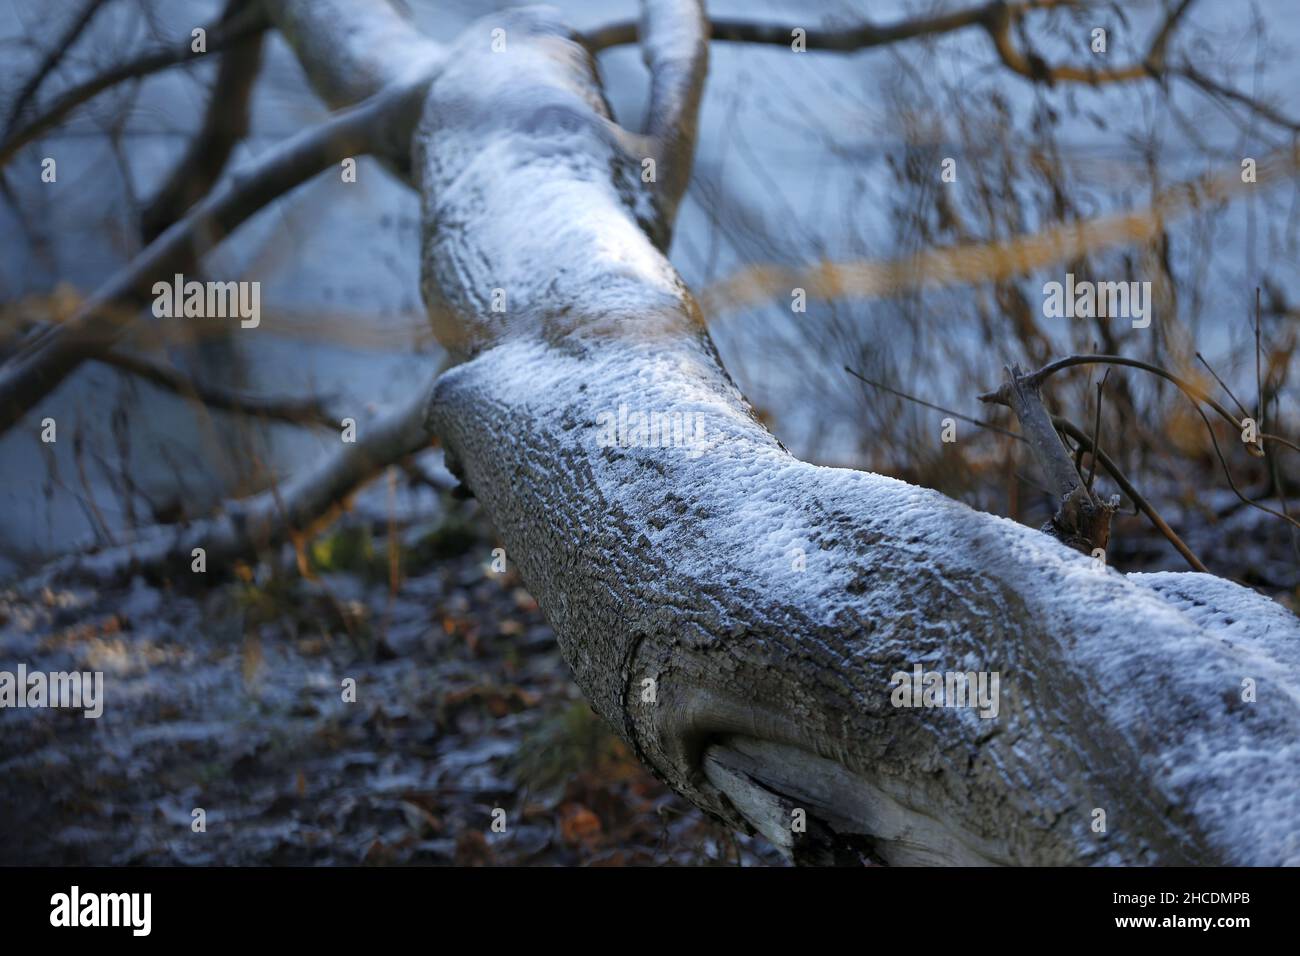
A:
270,0,1300,864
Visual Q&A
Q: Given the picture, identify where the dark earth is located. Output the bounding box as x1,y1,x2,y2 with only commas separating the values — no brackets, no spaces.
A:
0,495,783,866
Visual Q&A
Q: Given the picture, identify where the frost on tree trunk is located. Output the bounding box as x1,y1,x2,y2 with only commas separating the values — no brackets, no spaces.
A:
264,0,1300,865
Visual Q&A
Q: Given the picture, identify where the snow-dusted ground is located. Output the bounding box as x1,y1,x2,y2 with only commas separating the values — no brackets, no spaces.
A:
0,507,782,865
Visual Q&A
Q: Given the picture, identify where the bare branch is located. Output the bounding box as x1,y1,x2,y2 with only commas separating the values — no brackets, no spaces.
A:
983,353,1300,531
844,365,1021,440
33,382,434,584
981,352,1300,455
0,3,269,167
985,0,1197,86
1086,368,1110,492
637,0,708,242
95,349,337,428
0,88,417,436
1255,285,1265,438
1195,351,1251,419
1175,61,1300,133
2,0,111,139
846,365,1208,572
591,0,1296,134
999,353,1243,432
140,0,266,243
1052,415,1207,572
260,0,443,110
1189,396,1300,532
588,0,1197,90
985,364,1116,553
585,0,1048,55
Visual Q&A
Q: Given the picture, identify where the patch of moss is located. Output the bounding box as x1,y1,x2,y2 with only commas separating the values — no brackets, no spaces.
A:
310,525,377,574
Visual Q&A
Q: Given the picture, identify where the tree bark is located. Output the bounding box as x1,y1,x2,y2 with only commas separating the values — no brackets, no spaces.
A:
268,0,1300,865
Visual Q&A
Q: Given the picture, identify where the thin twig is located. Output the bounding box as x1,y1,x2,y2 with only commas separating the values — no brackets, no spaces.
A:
0,86,417,435
95,349,337,428
1086,368,1110,492
1052,417,1207,572
2,0,111,139
1195,351,1250,418
988,352,1300,454
31,381,435,584
846,365,1206,570
1187,397,1300,532
141,0,266,243
586,0,1197,91
844,366,1020,440
1175,61,1300,134
0,3,269,167
1256,286,1264,440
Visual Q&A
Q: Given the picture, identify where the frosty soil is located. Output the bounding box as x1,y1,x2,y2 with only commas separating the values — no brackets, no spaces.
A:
0,506,781,866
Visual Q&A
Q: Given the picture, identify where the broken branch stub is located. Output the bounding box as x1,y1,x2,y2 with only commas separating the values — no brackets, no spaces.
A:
982,365,1116,556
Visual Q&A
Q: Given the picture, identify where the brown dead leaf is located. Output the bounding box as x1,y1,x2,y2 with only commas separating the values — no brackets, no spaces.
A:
560,803,602,848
